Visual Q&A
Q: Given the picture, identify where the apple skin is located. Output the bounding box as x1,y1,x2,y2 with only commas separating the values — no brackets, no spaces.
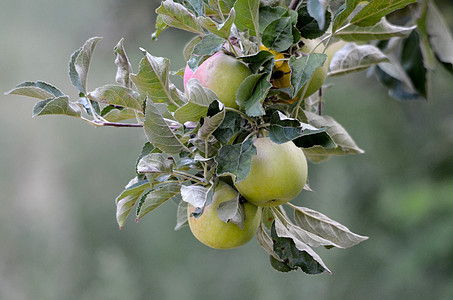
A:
184,51,252,109
188,181,262,249
235,137,308,207
324,40,347,69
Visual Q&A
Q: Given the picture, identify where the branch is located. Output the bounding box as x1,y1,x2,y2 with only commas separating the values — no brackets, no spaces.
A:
289,0,300,10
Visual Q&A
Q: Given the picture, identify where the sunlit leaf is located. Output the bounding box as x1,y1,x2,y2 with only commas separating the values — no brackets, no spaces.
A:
332,0,361,32
198,8,236,39
181,184,209,208
156,0,204,34
88,84,143,111
33,96,81,118
234,0,260,37
175,199,189,230
137,153,174,174
6,81,64,100
350,0,417,27
115,177,150,228
293,205,369,249
101,105,139,122
187,34,225,72
114,38,133,88
236,72,272,117
217,196,246,229
328,43,389,76
68,37,102,94
289,53,327,97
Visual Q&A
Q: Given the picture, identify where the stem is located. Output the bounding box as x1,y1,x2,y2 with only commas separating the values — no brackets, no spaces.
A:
289,0,300,10
173,170,206,185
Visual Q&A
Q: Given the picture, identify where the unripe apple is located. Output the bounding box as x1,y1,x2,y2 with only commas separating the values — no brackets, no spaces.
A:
298,38,328,98
324,40,347,69
188,181,262,249
184,51,252,109
235,137,308,207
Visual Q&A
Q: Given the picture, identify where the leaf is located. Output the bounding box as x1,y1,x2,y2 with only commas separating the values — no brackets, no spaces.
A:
256,224,281,260
213,111,247,144
131,50,186,108
77,96,100,115
271,222,330,274
101,105,139,122
175,199,189,230
401,30,428,99
173,78,218,123
156,0,204,34
198,8,236,39
217,196,246,229
181,184,209,208
6,81,64,100
268,111,334,148
198,102,226,140
332,0,361,32
262,17,294,53
135,142,156,173
307,0,327,30
215,139,257,183
335,17,416,42
115,177,150,228
375,62,420,101
328,43,389,76
33,96,81,118
152,14,169,40
187,34,225,72
350,0,417,27
238,50,275,74
114,38,133,88
258,5,287,35
297,4,332,40
269,255,296,272
289,53,327,97
144,97,187,154
88,84,143,111
183,36,203,62
293,205,369,249
233,0,260,37
136,182,181,221
303,111,364,162
187,0,204,16
236,72,272,117
137,153,174,174
68,37,102,94
426,0,453,74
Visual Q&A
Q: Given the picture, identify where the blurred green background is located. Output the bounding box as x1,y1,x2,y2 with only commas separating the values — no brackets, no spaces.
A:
1,1,453,299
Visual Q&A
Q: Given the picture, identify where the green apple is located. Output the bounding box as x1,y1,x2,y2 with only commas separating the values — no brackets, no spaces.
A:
325,40,347,69
187,181,262,249
184,51,252,109
235,137,308,207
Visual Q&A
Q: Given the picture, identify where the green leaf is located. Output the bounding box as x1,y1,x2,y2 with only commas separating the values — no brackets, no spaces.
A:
238,50,275,74
215,139,257,183
262,17,294,53
187,34,225,72
258,5,287,34
293,205,369,249
101,105,139,122
198,102,226,140
136,182,181,221
426,0,453,74
136,142,156,173
297,4,331,40
156,0,204,34
328,43,389,76
233,0,260,37
375,62,420,101
173,78,218,123
77,97,100,115
144,97,188,154
271,222,329,274
137,153,174,174
187,0,204,16
269,111,334,148
115,177,150,228
33,96,81,118
175,199,189,230
114,38,133,88
269,255,296,272
217,196,246,229
213,111,247,144
6,81,64,100
198,8,236,39
401,30,428,99
152,14,169,40
335,18,416,42
289,53,327,97
131,50,186,108
303,111,364,163
88,84,143,111
332,0,361,33
350,0,417,27
256,223,281,260
68,37,102,94
183,36,203,62
236,72,272,117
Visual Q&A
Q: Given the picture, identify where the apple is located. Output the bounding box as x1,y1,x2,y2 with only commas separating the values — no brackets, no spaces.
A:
235,137,308,207
184,51,252,109
298,38,328,98
324,40,347,69
187,181,262,249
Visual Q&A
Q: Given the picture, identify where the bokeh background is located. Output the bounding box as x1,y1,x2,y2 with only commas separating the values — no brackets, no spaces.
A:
1,1,453,299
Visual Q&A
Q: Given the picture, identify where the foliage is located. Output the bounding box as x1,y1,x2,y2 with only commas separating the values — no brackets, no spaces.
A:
5,0,453,274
